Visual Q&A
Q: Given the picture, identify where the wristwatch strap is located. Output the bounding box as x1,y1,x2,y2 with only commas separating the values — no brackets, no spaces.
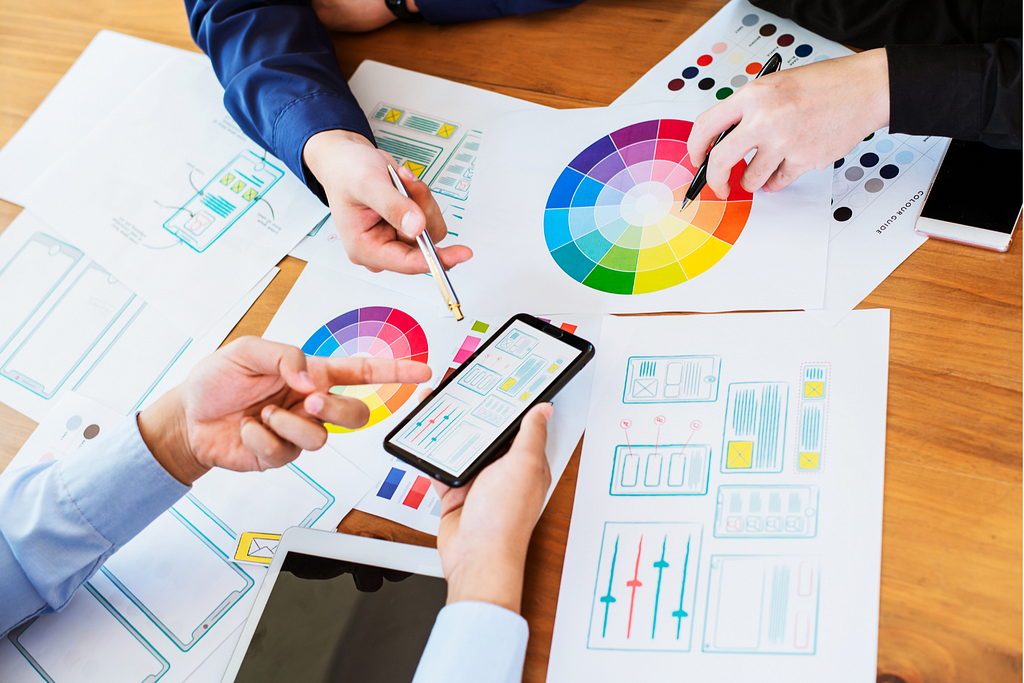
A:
385,0,423,23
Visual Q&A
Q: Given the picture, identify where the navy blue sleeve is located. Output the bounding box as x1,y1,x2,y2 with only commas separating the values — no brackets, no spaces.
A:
185,0,377,203
416,0,584,24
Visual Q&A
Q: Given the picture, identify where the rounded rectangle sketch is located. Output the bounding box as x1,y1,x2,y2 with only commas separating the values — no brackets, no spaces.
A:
702,555,819,654
8,583,170,683
714,485,819,538
611,444,710,495
588,522,703,652
721,381,788,473
795,363,829,472
622,355,720,403
163,150,284,253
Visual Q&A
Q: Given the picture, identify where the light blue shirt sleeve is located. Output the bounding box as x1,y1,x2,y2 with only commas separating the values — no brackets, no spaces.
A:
0,415,189,637
412,601,530,683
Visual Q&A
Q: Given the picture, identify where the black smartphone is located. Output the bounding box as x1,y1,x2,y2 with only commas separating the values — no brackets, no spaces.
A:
915,140,1022,252
383,314,595,487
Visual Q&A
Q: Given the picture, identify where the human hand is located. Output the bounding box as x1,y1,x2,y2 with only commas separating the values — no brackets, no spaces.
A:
688,48,890,198
312,0,418,32
432,401,553,614
303,130,472,274
138,336,431,485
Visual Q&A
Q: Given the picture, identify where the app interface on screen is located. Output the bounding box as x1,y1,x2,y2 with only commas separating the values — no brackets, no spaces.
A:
392,324,582,476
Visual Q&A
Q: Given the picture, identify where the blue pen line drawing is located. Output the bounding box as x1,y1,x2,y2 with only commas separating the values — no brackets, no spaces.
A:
430,130,481,201
98,509,255,652
714,485,819,538
702,555,820,655
795,363,830,472
622,355,720,403
9,583,170,683
610,444,710,495
587,522,702,652
163,151,283,253
721,381,789,473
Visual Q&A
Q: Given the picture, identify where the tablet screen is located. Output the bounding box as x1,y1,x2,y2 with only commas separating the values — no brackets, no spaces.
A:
232,551,447,683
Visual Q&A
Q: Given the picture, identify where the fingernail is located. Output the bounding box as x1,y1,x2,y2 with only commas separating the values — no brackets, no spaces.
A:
261,405,273,421
538,402,554,421
306,394,324,414
299,371,315,390
401,211,419,237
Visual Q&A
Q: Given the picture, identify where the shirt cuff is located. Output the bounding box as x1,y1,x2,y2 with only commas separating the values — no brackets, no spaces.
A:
887,43,982,141
412,601,529,683
272,92,376,204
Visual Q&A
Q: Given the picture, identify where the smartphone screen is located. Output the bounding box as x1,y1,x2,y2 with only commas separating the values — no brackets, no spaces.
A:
920,140,1022,233
386,316,593,484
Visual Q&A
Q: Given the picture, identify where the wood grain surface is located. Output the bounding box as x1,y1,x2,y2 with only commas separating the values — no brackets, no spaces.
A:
0,1,1020,681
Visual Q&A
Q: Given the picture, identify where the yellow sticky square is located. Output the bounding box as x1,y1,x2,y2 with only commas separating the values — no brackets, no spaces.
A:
804,381,824,398
726,441,753,469
230,180,246,194
234,532,281,565
242,188,258,202
220,173,235,186
548,364,560,372
500,378,516,391
520,392,531,401
402,160,426,177
384,108,403,123
799,452,820,470
436,124,456,138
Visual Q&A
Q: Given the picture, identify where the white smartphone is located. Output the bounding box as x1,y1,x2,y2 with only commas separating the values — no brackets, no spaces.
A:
915,140,1022,252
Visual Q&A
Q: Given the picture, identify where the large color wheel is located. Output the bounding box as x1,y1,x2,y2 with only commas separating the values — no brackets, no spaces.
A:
302,307,428,433
544,119,753,295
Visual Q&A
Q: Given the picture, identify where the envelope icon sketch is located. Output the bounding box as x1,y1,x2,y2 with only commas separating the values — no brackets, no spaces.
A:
249,538,277,558
804,381,824,398
726,441,753,469
632,378,658,398
234,532,281,565
799,452,820,470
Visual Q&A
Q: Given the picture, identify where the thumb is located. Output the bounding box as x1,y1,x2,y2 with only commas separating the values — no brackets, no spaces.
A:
361,164,426,239
509,402,553,461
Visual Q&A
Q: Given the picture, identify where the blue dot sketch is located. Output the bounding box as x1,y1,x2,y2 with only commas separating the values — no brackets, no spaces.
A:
163,150,284,253
588,522,703,652
721,381,789,473
714,485,819,538
610,444,711,496
622,355,721,404
702,555,820,654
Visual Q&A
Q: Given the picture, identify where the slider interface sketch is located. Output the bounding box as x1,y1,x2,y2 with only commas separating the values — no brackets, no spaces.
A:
589,522,703,652
163,150,284,252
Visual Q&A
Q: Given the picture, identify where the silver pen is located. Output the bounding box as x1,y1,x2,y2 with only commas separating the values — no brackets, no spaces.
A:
386,165,464,321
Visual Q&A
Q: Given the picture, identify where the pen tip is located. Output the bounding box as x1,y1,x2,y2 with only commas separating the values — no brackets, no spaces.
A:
679,197,691,213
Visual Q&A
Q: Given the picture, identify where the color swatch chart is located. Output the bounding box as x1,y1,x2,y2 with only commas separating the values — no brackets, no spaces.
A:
375,464,442,518
545,119,752,295
302,306,427,432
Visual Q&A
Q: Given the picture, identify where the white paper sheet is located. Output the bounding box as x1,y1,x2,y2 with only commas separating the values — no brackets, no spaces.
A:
547,310,890,681
459,101,831,314
356,312,602,534
613,0,949,324
0,31,203,207
0,390,372,683
289,61,545,302
0,211,275,422
20,54,327,338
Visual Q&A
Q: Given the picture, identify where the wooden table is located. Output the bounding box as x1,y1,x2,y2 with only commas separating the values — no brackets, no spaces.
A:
0,1,1020,681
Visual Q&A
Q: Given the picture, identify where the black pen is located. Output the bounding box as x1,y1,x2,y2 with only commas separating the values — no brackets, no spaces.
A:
680,52,783,212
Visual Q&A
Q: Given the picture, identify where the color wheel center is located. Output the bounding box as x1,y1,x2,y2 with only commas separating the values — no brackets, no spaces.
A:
622,181,674,227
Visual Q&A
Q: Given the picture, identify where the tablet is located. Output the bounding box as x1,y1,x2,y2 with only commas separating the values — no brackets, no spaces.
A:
221,527,446,683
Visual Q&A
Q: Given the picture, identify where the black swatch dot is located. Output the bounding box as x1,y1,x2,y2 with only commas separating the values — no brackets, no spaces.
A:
698,77,715,90
759,24,777,36
833,207,853,222
863,132,875,141
860,152,879,167
682,66,699,79
834,158,845,169
879,164,899,179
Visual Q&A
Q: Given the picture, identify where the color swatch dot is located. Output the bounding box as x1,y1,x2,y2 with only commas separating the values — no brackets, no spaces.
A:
759,24,777,36
794,44,813,57
863,132,875,141
895,150,914,164
834,158,845,169
83,425,100,440
66,415,82,430
697,54,713,67
845,167,863,181
731,74,748,87
668,79,684,91
876,139,895,153
833,181,849,194
860,153,879,167
850,193,868,207
716,87,733,100
745,62,762,75
698,78,715,90
865,179,884,192
833,207,853,221
777,34,794,47
682,66,699,79
742,13,759,26
879,164,900,179
712,42,728,54
728,52,746,65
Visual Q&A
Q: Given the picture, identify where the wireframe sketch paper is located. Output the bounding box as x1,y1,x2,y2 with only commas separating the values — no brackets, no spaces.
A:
613,0,949,324
459,101,831,314
290,60,544,303
546,310,890,682
0,390,372,683
20,53,327,337
0,31,202,207
0,211,275,422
